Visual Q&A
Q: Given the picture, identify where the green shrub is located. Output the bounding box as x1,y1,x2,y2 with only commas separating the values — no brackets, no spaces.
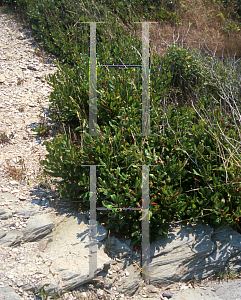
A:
46,46,142,133
151,45,222,107
46,55,90,130
41,100,241,247
40,40,241,247
46,45,227,136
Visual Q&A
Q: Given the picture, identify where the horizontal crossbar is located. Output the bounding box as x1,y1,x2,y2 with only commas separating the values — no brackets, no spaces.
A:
98,65,142,67
96,207,141,210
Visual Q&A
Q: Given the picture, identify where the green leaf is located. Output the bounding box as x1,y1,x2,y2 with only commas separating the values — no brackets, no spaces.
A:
111,194,117,202
212,167,225,171
158,229,163,235
106,191,111,198
135,178,140,188
117,167,120,176
193,169,203,177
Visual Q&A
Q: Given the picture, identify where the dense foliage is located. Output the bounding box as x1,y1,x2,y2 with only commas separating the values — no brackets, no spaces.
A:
1,0,241,249
41,44,241,247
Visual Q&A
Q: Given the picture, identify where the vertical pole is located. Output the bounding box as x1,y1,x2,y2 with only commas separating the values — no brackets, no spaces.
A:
89,22,98,275
142,22,150,136
89,165,97,277
142,164,150,283
89,22,98,136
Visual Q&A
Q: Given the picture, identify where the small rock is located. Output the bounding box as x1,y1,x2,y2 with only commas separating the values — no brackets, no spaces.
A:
22,213,54,243
9,181,19,186
27,65,37,71
97,289,104,298
0,74,5,83
80,292,87,298
11,189,20,194
112,265,120,272
162,291,173,298
0,213,12,220
0,208,6,215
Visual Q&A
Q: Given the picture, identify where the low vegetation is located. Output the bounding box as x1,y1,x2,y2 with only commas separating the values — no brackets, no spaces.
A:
1,0,241,250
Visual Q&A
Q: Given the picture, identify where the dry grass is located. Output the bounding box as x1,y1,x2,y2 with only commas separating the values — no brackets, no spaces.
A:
17,77,25,85
34,45,46,63
132,0,241,60
0,131,13,144
3,158,26,181
18,104,25,112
